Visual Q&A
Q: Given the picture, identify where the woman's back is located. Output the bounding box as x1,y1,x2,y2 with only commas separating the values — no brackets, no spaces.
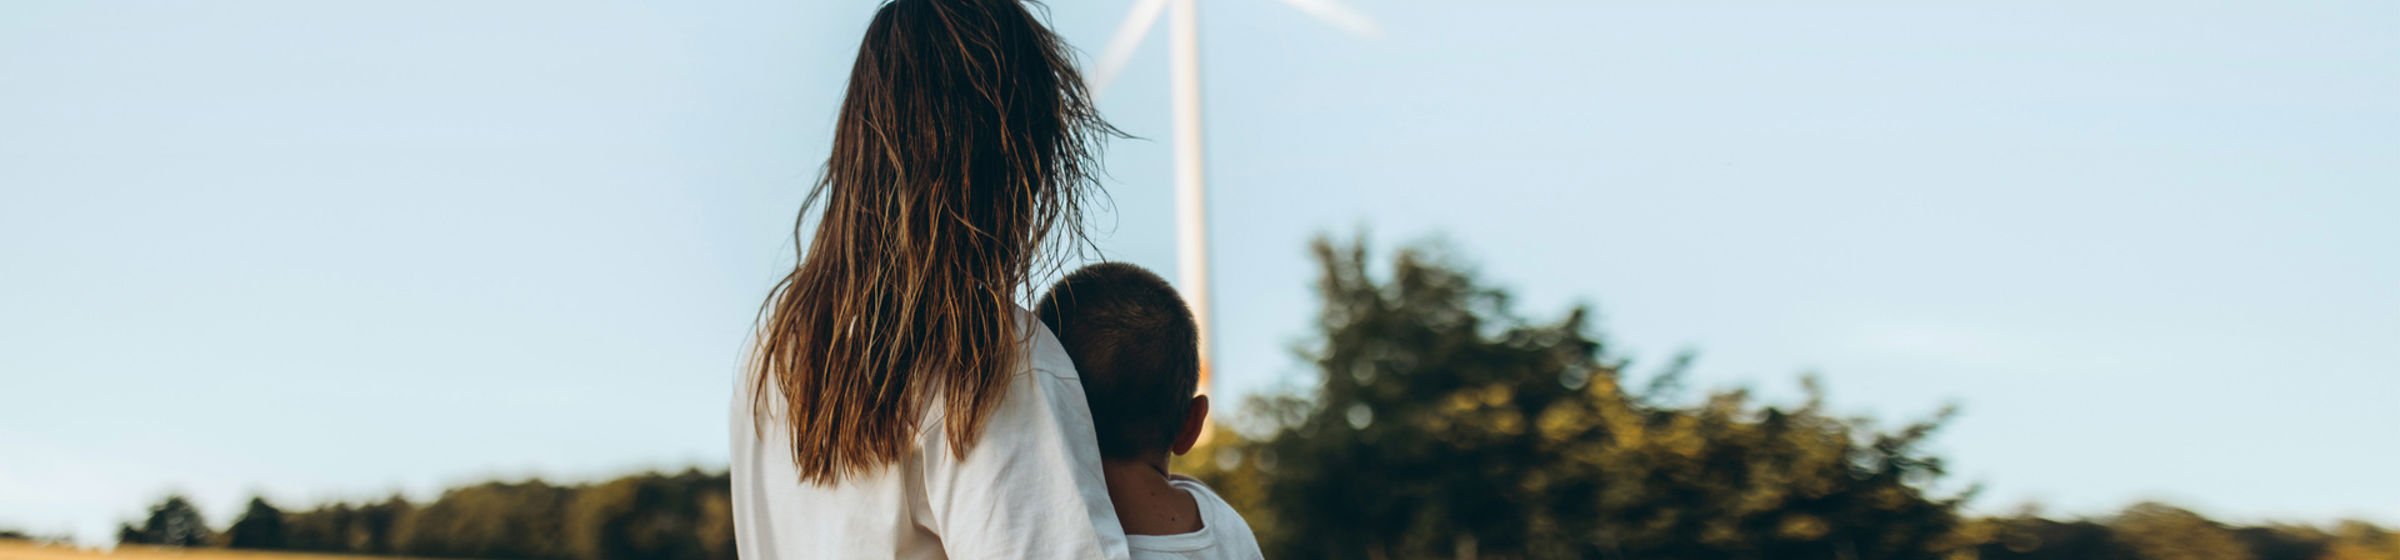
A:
735,0,1124,556
732,311,1128,559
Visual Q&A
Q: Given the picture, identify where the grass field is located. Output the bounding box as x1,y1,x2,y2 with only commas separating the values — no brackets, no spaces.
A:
0,542,398,560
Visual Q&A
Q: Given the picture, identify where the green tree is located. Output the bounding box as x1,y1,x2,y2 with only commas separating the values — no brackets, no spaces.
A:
225,496,288,549
567,470,724,560
352,495,413,554
0,528,66,543
1182,235,1969,559
282,502,355,552
283,495,410,554
2325,521,2400,560
2112,502,2255,560
1976,515,2135,559
119,494,212,547
695,479,738,560
2234,524,2337,560
266,474,736,560
114,524,146,546
397,480,574,559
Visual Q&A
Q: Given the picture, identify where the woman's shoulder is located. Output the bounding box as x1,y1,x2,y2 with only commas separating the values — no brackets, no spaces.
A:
1016,305,1082,383
915,306,1086,433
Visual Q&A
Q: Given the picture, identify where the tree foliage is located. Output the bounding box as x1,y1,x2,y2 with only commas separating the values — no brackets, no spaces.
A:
284,495,412,554
164,470,736,560
1167,234,2397,560
567,470,736,560
225,497,287,549
398,479,575,559
1974,504,2400,560
117,494,211,547
1177,235,1970,559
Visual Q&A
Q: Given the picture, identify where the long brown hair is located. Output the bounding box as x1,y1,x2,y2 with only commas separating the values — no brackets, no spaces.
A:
749,0,1114,485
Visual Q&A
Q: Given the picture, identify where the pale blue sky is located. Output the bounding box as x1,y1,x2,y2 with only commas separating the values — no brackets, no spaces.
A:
2,0,2394,545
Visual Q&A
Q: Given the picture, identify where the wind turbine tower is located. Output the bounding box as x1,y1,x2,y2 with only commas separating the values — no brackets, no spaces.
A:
1088,0,1376,393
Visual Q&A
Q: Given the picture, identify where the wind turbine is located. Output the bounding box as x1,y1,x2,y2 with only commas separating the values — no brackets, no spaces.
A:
1087,0,1376,394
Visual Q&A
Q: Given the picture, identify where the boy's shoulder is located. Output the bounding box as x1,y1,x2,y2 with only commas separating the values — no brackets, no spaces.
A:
1123,476,1263,560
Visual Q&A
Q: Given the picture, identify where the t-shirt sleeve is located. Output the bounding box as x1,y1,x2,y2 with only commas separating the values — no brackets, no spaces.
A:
917,369,1131,559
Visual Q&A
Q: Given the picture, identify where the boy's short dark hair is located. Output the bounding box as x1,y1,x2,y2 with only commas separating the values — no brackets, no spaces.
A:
1036,262,1200,460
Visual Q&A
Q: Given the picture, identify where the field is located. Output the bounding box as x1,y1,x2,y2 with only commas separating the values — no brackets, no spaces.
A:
0,542,395,560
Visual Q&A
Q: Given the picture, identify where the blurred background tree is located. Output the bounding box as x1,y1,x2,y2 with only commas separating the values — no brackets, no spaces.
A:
285,496,414,554
2110,502,2257,560
395,480,573,559
1177,235,1969,559
217,473,733,560
2326,522,2400,560
566,470,732,560
1975,514,2135,559
224,497,287,549
115,494,211,547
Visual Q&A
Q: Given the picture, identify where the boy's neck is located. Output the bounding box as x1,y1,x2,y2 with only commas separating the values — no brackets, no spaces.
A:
1100,455,1202,536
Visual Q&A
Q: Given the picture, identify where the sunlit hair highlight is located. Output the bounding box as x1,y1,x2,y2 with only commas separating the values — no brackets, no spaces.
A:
749,0,1115,485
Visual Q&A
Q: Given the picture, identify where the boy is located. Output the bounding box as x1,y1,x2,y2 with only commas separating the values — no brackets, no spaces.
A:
1037,262,1265,560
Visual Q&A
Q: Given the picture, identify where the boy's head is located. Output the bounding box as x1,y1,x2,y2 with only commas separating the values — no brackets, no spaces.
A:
1037,262,1208,462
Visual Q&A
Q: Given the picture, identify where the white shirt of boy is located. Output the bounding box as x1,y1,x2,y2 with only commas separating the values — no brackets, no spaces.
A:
1125,478,1266,560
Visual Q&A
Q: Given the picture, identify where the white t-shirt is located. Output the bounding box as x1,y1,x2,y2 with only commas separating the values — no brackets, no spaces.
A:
1125,478,1265,560
730,310,1131,559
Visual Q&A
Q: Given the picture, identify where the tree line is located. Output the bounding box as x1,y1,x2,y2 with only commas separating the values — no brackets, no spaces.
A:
1162,236,2399,559
115,470,730,559
98,235,2397,560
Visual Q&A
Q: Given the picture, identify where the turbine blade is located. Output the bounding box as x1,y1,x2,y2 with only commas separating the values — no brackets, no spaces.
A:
1089,0,1171,96
1268,0,1380,37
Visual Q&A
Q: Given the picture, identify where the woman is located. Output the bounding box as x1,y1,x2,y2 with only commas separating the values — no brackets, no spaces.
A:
730,0,1128,558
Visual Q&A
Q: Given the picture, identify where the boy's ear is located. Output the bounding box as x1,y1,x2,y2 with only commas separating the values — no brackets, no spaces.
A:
1170,394,1210,456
